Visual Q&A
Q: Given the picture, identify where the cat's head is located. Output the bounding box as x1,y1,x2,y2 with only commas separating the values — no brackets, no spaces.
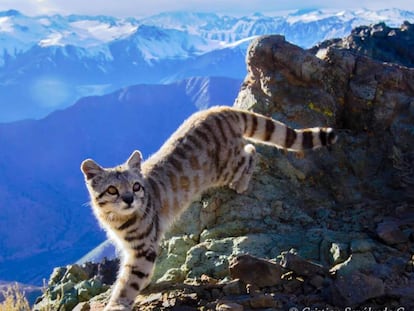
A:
80,150,147,219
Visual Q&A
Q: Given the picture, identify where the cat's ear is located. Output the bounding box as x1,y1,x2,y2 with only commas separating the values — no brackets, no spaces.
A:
126,150,142,171
81,159,104,180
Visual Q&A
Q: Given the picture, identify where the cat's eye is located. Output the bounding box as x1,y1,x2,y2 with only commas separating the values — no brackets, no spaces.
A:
106,186,118,195
133,182,142,192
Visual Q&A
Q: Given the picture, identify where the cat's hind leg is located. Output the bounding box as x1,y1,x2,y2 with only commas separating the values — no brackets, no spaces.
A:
229,143,256,194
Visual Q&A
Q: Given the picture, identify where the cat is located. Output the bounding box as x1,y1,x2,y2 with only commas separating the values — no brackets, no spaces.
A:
81,106,336,310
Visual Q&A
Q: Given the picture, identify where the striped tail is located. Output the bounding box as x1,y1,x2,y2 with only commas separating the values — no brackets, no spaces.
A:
239,110,337,151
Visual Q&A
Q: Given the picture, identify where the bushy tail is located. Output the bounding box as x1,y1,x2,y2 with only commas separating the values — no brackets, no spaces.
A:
238,109,337,151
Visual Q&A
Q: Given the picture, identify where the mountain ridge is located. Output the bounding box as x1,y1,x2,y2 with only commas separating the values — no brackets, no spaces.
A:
1,8,413,122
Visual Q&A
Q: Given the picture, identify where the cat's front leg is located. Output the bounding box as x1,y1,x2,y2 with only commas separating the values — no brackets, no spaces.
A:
104,249,156,311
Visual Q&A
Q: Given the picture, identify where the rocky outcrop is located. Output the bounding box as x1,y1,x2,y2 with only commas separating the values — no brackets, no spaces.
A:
310,21,414,68
37,25,414,310
156,31,414,309
33,260,117,310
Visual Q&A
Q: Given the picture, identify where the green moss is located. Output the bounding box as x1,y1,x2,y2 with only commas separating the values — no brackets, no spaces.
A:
308,102,334,117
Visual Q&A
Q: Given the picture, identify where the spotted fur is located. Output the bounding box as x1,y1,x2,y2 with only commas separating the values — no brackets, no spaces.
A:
80,106,336,310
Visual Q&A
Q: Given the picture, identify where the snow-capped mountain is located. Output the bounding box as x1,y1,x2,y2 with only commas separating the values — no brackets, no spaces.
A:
0,8,413,122
141,9,414,45
1,8,412,59
0,10,138,62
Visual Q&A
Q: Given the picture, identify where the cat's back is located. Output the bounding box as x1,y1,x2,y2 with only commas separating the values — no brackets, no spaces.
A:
142,106,241,173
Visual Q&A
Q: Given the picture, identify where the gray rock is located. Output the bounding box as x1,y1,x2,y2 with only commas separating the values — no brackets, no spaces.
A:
216,301,244,311
309,275,325,290
376,221,408,245
72,302,90,311
280,252,326,277
49,267,67,286
64,264,88,283
229,254,283,288
329,242,349,265
249,294,276,309
331,272,385,306
350,239,376,253
310,21,414,68
222,279,246,296
330,253,377,276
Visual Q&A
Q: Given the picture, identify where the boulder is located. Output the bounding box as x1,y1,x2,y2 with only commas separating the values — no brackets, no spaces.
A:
310,21,414,68
331,272,385,306
280,252,326,277
228,254,283,288
376,220,408,245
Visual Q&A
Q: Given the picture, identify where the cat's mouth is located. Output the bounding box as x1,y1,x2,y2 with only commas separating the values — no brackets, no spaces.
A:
123,204,134,210
119,203,139,216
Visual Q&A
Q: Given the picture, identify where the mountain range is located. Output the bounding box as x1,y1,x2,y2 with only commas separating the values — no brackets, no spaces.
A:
1,8,414,287
1,9,413,122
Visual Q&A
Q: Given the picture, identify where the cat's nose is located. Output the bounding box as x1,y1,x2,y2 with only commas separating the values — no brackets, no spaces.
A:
122,193,134,205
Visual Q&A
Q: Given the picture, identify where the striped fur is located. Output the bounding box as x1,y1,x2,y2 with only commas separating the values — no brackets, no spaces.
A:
81,106,336,310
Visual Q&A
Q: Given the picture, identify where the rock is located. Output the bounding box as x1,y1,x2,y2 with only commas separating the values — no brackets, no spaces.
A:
281,273,304,294
73,302,90,311
49,267,67,286
329,242,349,265
76,280,93,302
222,279,246,296
61,293,79,311
280,252,326,277
330,253,377,276
89,278,107,296
309,275,325,290
51,280,75,298
216,301,244,311
376,221,408,245
184,238,233,279
331,272,385,306
89,301,106,311
96,258,119,285
153,235,197,282
350,239,376,253
34,263,111,311
229,254,283,288
156,268,186,283
310,22,414,68
64,264,89,283
249,294,276,309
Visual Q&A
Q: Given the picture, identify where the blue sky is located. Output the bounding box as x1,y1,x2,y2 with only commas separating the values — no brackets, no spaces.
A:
0,0,413,17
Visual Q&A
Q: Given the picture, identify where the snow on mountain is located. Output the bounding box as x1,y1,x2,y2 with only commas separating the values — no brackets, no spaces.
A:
142,9,414,46
120,25,219,62
1,8,413,63
0,11,139,67
0,8,411,121
1,8,413,121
